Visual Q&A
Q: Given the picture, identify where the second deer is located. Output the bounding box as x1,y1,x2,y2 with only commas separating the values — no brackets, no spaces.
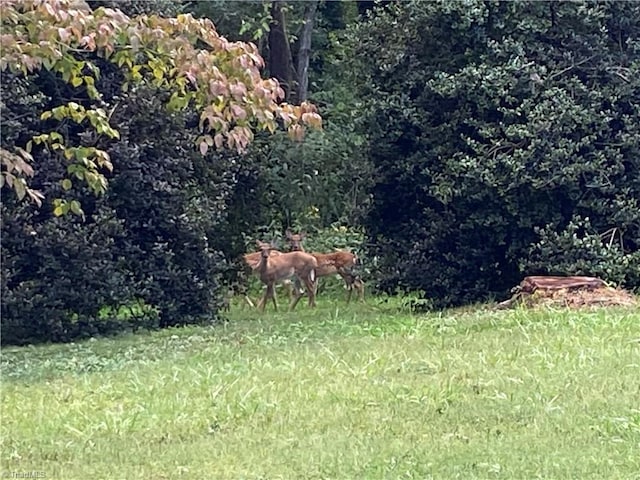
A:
285,230,365,302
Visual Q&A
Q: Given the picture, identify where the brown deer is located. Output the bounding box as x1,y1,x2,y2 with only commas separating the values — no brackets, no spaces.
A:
242,249,296,305
285,230,365,302
254,240,318,312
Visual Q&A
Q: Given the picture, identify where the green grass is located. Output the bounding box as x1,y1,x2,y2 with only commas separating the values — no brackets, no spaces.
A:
2,296,640,479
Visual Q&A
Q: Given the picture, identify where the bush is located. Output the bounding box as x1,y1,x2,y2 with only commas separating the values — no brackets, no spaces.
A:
105,86,228,329
1,73,230,344
0,176,152,345
522,217,640,289
346,1,640,306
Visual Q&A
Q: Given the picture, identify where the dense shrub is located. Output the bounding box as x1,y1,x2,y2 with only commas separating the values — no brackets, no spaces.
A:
522,217,640,288
347,0,640,305
0,72,147,344
1,200,150,345
104,85,229,328
1,69,229,344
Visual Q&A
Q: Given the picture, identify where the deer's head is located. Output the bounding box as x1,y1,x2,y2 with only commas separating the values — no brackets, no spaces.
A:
285,229,305,251
256,240,273,259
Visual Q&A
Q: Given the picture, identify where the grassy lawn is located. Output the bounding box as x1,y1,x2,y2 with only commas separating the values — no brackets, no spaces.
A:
1,296,639,479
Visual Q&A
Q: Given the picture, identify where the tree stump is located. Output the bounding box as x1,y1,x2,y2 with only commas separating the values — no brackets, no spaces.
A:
498,275,636,309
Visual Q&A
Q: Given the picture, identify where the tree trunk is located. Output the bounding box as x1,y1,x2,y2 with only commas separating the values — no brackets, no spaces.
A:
268,0,293,101
295,0,318,103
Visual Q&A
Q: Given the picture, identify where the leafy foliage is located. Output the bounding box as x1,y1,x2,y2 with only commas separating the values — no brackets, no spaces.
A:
0,0,330,345
0,78,230,344
1,33,230,346
522,217,640,288
0,0,321,206
349,0,640,305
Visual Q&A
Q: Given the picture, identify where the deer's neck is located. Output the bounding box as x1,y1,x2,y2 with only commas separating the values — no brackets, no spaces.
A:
257,253,270,277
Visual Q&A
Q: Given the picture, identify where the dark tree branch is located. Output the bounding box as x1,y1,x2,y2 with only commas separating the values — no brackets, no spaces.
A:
295,0,318,103
268,0,293,101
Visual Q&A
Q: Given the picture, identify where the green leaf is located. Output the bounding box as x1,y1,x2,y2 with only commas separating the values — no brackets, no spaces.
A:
53,205,64,216
87,85,100,99
61,179,72,191
49,131,63,142
52,106,67,120
71,76,83,87
69,200,84,216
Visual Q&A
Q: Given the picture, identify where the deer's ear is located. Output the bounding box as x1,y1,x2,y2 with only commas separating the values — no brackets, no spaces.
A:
255,240,262,248
300,231,306,239
285,229,292,239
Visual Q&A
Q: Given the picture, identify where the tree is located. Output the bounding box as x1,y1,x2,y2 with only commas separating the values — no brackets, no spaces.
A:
0,0,321,211
0,0,324,345
0,61,236,345
295,0,318,102
182,0,371,230
187,0,321,103
268,0,294,99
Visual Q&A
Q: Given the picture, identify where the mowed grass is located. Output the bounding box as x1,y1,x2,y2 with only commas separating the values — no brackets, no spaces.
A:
1,296,639,479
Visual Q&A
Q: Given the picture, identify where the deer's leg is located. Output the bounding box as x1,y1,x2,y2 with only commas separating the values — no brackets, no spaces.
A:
289,287,303,311
243,295,256,309
347,276,354,304
303,270,317,308
258,284,273,312
306,279,316,308
288,277,306,300
338,271,354,303
339,269,365,303
289,273,309,311
355,277,365,301
271,284,278,311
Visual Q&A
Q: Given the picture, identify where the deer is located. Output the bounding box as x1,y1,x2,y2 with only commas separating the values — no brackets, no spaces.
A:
285,230,365,302
241,249,296,307
254,240,318,312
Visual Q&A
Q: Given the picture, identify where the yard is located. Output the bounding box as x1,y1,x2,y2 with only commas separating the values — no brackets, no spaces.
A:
2,297,639,479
